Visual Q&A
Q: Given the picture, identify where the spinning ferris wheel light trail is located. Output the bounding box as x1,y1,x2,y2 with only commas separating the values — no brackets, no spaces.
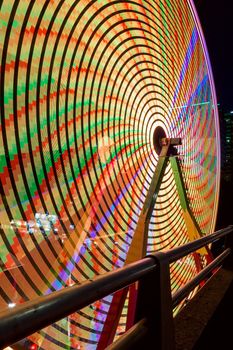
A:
0,0,220,348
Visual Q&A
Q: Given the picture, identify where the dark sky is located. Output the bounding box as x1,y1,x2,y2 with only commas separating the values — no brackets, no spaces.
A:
194,0,233,112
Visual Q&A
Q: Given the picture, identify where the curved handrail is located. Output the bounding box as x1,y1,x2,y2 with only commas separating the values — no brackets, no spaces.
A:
172,248,231,308
166,226,233,263
0,258,155,349
0,225,232,349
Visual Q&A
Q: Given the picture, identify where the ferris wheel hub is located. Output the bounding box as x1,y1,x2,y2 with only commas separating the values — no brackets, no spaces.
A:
153,126,167,154
153,126,182,156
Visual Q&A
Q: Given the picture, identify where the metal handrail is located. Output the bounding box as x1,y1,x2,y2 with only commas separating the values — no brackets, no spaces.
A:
0,225,232,349
0,258,155,349
166,225,233,263
172,248,231,308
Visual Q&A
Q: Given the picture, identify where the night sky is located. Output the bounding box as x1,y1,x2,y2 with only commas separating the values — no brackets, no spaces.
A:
194,0,233,112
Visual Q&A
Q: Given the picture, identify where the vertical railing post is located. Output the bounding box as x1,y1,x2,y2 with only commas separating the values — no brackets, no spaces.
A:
224,232,233,270
135,252,175,350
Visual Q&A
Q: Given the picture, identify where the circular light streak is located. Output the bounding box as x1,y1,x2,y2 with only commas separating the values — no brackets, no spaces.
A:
0,0,220,348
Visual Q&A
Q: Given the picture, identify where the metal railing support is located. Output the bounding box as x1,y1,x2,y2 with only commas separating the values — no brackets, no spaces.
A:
135,252,175,350
224,232,233,270
172,248,231,308
0,226,232,349
0,258,155,349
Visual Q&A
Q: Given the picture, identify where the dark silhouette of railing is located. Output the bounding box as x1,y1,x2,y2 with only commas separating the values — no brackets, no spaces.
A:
0,225,232,350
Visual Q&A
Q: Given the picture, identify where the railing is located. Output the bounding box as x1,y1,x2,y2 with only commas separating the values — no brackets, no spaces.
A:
0,225,233,350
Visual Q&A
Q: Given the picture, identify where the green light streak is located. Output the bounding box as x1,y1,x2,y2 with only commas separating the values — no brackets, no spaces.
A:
4,76,55,106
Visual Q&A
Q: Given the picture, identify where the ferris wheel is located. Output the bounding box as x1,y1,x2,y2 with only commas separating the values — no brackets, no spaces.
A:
0,0,220,349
